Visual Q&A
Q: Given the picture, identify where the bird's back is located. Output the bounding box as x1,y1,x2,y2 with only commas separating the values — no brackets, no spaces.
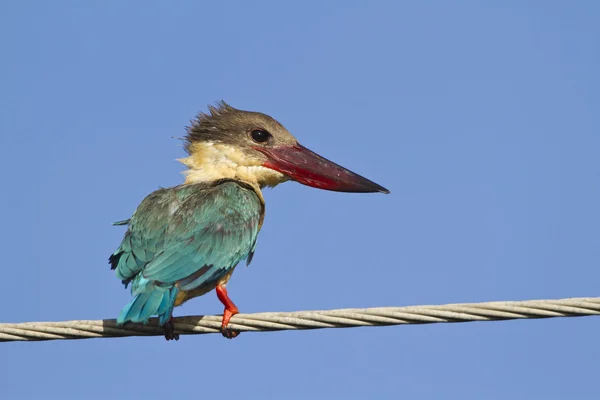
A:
110,179,263,324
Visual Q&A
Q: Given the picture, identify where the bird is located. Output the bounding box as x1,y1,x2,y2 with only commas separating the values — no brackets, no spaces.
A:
109,101,389,340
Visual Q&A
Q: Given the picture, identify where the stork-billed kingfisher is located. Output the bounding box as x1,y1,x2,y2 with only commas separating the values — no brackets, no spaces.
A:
109,102,388,340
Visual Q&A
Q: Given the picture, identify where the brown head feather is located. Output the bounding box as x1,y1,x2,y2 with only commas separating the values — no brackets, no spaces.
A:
184,101,294,155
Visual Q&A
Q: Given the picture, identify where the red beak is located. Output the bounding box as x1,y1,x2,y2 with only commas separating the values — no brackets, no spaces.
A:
256,144,389,194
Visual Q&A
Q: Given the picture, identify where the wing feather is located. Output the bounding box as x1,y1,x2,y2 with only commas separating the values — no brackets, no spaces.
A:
112,181,262,292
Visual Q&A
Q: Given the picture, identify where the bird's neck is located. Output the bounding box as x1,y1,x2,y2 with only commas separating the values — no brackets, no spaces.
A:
178,142,288,192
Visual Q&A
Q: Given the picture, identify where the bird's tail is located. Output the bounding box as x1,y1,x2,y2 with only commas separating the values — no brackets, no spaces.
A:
117,277,179,326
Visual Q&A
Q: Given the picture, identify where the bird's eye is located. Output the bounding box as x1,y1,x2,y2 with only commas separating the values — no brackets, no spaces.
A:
250,129,271,143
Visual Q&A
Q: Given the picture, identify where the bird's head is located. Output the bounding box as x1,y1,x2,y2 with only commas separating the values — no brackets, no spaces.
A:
180,101,389,194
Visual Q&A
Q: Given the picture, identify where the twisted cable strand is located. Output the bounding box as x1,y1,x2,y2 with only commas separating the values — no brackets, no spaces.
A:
2,297,599,342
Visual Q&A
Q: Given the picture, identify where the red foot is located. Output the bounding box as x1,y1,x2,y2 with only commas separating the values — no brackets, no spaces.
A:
216,285,240,339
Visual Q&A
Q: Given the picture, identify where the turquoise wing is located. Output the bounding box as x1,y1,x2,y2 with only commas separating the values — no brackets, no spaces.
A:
109,181,262,324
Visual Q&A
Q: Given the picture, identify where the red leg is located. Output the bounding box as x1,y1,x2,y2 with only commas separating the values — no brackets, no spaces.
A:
216,285,240,339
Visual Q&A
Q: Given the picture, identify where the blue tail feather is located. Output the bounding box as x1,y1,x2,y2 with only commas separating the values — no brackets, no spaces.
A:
117,278,178,326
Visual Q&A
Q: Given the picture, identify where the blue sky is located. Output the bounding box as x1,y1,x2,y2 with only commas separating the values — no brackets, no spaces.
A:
1,1,599,399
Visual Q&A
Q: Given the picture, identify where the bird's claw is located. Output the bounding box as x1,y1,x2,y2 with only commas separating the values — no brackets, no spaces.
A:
215,285,241,339
163,318,180,341
221,326,241,339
